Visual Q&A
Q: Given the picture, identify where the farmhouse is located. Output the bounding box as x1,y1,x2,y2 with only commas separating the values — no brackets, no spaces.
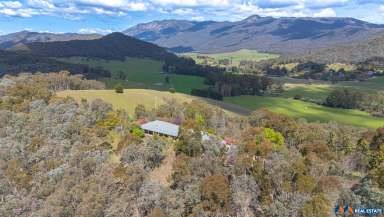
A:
141,120,180,138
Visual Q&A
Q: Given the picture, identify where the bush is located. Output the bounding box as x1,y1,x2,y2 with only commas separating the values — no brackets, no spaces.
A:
294,94,302,100
191,88,223,101
201,175,231,213
148,208,167,217
300,193,331,217
169,88,176,93
325,88,363,109
131,127,145,138
114,84,124,93
296,174,316,193
263,128,285,150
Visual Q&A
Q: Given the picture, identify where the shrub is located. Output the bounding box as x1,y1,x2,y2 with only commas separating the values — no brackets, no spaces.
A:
114,84,124,93
201,175,231,213
263,128,285,150
131,126,145,138
296,174,316,193
148,208,167,217
134,104,147,119
300,193,331,217
294,94,302,100
316,176,341,192
169,88,176,93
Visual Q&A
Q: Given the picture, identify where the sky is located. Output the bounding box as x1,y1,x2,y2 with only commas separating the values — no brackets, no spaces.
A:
0,0,384,35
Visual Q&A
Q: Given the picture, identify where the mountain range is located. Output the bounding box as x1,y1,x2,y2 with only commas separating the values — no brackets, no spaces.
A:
124,15,384,54
0,31,101,50
1,15,384,60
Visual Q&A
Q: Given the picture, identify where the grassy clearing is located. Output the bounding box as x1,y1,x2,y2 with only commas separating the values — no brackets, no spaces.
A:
224,96,384,128
57,89,193,115
278,76,384,102
56,89,244,117
57,57,207,94
338,76,384,91
327,63,356,72
281,84,333,102
184,49,278,67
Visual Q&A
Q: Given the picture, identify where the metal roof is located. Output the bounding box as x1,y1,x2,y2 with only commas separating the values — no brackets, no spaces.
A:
141,120,180,137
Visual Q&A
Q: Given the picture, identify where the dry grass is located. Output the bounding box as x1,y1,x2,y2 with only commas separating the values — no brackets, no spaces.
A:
149,143,175,187
57,89,242,117
57,89,194,115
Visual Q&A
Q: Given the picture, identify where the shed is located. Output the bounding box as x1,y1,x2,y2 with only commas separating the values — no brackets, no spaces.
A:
141,120,180,138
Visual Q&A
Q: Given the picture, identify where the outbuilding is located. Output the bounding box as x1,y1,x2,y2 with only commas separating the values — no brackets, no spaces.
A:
141,120,180,138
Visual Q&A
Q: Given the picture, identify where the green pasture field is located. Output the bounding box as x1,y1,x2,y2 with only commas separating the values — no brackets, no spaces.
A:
224,95,384,128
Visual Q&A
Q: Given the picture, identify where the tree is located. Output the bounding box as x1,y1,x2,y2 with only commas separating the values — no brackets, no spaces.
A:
114,84,124,93
134,104,147,119
300,193,331,217
200,175,231,214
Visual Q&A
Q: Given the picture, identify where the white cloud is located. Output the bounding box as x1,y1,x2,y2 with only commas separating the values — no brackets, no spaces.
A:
0,0,374,23
191,15,204,20
172,8,195,15
0,7,38,17
151,0,229,7
79,27,113,34
379,5,384,13
27,0,56,9
126,2,147,11
313,8,337,17
74,0,147,11
0,1,23,9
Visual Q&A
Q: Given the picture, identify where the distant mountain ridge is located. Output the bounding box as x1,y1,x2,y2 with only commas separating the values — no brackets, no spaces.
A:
0,31,102,50
124,15,384,54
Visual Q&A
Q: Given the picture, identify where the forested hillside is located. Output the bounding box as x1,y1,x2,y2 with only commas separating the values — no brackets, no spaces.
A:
0,50,110,78
300,34,384,63
0,73,383,216
24,32,177,61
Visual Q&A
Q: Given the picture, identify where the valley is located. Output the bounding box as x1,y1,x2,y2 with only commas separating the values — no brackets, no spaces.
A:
1,9,384,217
57,57,207,94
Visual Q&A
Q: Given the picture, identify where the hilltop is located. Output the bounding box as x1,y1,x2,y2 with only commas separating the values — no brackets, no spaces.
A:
22,32,178,61
124,15,384,54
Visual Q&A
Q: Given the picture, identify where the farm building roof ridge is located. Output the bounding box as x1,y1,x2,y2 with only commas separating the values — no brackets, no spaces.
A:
141,120,180,137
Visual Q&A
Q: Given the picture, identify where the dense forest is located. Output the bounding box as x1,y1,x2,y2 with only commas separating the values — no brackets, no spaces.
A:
0,73,383,217
0,50,110,79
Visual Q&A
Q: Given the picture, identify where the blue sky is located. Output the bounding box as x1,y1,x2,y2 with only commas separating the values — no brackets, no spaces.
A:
0,0,384,35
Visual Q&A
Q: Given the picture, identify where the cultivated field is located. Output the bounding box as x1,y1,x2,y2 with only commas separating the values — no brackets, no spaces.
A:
57,57,207,94
225,95,384,128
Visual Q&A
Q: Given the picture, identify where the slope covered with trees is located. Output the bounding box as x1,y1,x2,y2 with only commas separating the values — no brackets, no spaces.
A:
299,35,384,63
0,73,383,217
0,50,110,78
25,33,177,61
